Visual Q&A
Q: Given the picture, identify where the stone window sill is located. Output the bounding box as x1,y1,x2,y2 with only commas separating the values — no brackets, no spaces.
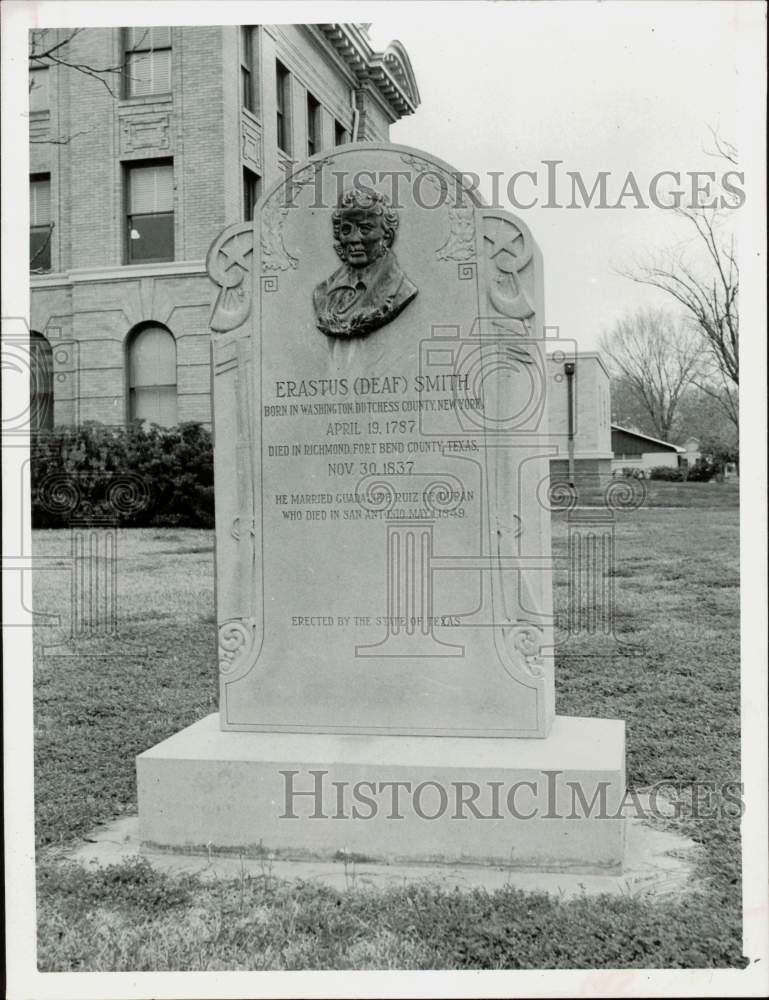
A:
119,94,173,110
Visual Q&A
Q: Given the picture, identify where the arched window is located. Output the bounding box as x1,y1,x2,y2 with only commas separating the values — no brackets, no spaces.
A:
127,324,177,427
30,331,53,432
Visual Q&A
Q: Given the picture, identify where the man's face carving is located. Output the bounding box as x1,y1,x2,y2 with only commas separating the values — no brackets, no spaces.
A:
338,208,387,268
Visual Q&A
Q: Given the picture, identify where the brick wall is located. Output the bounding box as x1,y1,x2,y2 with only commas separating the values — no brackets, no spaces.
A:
30,24,405,431
175,27,230,258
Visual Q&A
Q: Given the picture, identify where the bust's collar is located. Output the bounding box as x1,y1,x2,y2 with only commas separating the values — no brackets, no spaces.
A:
330,250,395,291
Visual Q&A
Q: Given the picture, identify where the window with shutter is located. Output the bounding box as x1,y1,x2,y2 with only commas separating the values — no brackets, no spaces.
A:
126,162,174,263
30,174,52,272
124,26,172,97
128,324,177,427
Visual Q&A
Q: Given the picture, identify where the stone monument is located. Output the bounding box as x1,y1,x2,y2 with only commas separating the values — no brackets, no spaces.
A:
138,144,625,869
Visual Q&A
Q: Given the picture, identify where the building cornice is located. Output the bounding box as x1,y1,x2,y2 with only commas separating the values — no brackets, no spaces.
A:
316,24,420,120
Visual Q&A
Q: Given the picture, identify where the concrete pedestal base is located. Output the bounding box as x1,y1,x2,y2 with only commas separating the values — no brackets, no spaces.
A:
137,714,625,872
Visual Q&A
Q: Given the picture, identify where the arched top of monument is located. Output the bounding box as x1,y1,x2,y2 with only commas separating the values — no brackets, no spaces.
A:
259,142,488,215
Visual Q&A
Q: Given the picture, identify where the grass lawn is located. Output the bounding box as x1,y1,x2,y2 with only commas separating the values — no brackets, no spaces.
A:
32,482,744,970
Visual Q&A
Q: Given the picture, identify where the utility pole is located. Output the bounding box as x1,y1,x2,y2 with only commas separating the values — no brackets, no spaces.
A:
565,361,576,486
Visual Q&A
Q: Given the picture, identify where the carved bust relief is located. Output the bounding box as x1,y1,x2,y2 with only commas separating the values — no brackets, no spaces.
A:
313,188,418,338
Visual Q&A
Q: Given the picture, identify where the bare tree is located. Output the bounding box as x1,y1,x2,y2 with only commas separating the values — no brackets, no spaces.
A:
676,383,739,468
619,130,739,430
29,28,130,97
29,28,150,144
599,307,705,442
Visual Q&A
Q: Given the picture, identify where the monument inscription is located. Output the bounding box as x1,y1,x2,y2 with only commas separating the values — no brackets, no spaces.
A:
207,145,555,737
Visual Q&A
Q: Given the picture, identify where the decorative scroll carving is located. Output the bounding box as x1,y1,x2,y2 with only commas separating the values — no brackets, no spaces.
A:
120,114,171,154
218,618,257,677
509,625,546,678
206,223,254,333
230,515,256,541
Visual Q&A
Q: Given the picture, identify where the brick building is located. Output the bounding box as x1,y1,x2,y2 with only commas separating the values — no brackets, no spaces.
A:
29,23,420,429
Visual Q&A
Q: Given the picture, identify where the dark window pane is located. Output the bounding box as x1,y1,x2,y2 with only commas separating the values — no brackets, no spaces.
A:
30,333,54,432
30,225,52,271
307,93,319,156
241,27,251,65
128,212,174,262
335,121,349,146
276,61,290,154
243,168,260,221
241,66,252,111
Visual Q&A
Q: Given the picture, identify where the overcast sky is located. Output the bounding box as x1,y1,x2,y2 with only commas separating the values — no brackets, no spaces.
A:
366,1,753,349
6,1,762,353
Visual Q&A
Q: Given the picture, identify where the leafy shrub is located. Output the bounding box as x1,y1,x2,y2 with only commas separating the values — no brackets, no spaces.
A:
620,466,646,479
31,421,214,528
686,457,718,482
649,465,684,481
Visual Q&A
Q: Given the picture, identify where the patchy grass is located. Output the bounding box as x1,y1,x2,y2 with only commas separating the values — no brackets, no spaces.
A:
574,478,740,510
37,859,742,971
33,487,743,969
32,529,218,845
551,497,741,904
